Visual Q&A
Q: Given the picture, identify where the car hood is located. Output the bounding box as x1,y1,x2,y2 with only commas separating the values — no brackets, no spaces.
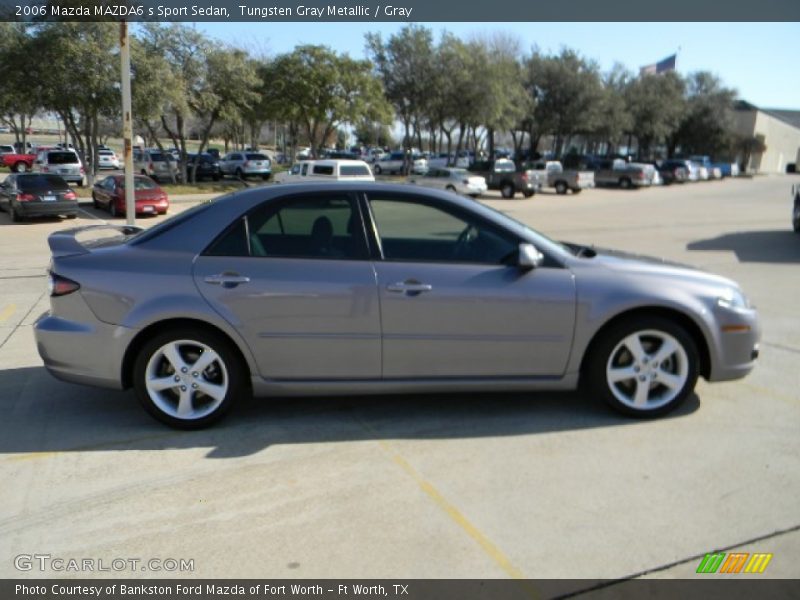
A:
575,245,738,289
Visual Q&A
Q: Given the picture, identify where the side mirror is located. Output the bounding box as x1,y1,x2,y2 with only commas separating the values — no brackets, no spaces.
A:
517,243,544,270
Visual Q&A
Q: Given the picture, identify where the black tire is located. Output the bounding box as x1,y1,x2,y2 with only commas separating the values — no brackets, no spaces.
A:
262,173,271,181
11,205,23,222
619,177,632,190
500,182,515,199
373,164,382,175
523,190,535,198
583,316,699,418
14,162,27,173
66,213,77,219
793,200,800,233
92,193,99,209
212,174,221,182
132,327,247,429
555,181,568,195
572,188,582,195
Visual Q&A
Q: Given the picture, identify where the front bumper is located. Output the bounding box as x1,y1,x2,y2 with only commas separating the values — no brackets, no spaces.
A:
707,305,761,382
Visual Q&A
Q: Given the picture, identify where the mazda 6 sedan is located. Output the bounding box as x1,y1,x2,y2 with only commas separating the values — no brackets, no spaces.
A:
35,183,760,429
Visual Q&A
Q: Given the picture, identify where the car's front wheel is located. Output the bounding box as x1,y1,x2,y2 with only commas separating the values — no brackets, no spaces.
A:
584,316,699,417
133,328,247,429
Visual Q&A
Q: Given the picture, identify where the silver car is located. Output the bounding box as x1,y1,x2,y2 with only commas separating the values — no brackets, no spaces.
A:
409,167,488,197
219,152,272,180
35,184,760,429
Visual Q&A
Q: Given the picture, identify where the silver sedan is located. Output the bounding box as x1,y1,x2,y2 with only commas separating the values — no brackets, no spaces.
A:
409,167,488,197
35,184,760,428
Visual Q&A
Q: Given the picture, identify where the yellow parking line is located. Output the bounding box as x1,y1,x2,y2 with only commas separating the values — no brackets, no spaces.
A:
741,382,799,405
379,440,529,581
0,304,16,323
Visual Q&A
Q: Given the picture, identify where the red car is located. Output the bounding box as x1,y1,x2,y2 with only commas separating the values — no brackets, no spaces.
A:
91,175,169,217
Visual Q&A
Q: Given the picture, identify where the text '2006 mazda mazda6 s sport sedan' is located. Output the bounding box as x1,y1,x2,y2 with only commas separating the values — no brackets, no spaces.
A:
34,183,761,429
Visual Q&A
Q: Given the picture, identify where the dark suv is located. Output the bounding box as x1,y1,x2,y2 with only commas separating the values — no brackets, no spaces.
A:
186,153,222,182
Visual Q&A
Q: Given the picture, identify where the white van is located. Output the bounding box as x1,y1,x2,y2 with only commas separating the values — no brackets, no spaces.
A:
277,159,375,183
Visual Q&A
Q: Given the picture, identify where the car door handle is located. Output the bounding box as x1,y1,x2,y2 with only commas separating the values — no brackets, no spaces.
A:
204,273,250,288
386,281,433,294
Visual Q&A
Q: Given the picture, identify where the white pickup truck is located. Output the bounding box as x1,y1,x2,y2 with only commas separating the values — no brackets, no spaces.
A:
527,160,595,194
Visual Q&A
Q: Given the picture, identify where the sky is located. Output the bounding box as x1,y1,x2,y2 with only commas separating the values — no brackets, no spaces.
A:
196,21,799,109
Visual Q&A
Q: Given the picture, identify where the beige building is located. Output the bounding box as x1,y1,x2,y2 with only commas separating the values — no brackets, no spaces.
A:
732,101,800,174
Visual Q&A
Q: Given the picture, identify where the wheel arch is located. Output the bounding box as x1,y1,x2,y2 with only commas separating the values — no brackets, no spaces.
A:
579,306,711,381
121,317,253,389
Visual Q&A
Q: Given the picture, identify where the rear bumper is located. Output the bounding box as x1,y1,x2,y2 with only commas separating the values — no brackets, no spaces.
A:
34,311,135,390
17,201,78,216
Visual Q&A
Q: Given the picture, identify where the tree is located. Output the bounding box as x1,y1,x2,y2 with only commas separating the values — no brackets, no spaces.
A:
29,22,120,184
366,25,436,169
0,24,39,151
592,64,633,155
527,49,605,157
670,71,737,158
624,71,685,158
264,45,391,158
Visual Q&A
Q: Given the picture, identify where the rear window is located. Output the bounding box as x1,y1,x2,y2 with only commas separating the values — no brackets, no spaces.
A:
98,150,114,156
340,165,371,177
246,153,267,160
17,174,69,190
122,178,159,190
47,152,79,165
148,152,173,162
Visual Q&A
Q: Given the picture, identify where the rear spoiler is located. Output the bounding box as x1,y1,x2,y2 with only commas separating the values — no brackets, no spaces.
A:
47,224,144,258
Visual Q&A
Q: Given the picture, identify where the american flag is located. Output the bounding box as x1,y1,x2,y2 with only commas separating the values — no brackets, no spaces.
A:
640,54,677,76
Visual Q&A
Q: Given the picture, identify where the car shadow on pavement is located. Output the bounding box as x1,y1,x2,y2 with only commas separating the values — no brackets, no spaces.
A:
687,230,800,263
0,366,699,459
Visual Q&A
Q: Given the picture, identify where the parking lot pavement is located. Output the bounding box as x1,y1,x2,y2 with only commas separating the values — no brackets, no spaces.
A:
0,176,798,583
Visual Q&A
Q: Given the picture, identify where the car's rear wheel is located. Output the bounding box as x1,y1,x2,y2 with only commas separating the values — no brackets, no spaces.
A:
500,182,515,198
584,316,699,417
555,181,568,195
373,165,382,175
619,177,632,189
133,328,246,429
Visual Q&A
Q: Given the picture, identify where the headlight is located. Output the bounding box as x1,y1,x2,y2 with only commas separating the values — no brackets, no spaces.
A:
717,288,750,310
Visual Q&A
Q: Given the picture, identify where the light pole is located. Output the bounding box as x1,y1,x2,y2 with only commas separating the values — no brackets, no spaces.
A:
120,22,135,226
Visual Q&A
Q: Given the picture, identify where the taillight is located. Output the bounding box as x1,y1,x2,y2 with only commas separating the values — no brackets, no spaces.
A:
16,193,35,202
48,272,80,297
64,191,77,200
